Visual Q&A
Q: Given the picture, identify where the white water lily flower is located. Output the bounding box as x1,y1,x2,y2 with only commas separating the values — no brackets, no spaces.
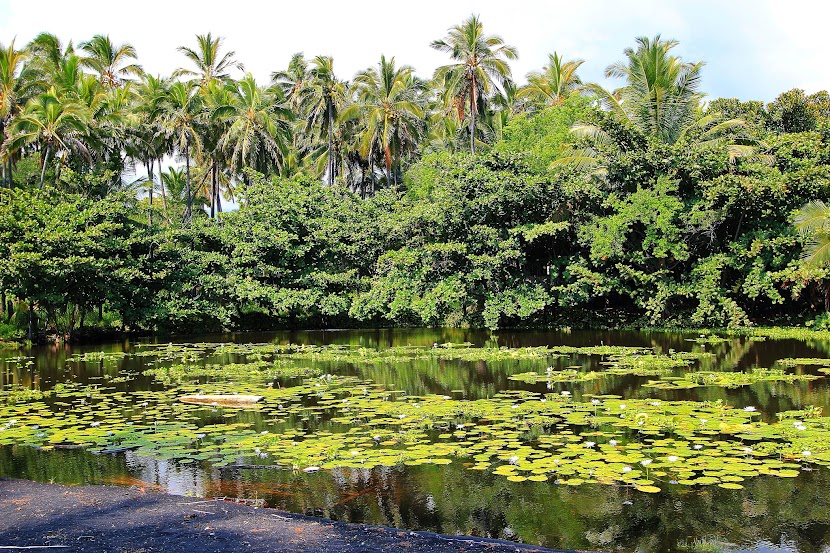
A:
591,399,601,405
398,414,406,419
743,406,757,412
650,401,661,407
585,441,596,448
622,466,633,473
640,459,652,466
699,418,708,424
90,421,101,427
667,455,679,462
802,450,812,457
609,439,618,446
744,447,753,454
796,424,807,431
303,466,320,473
694,444,703,450
508,456,519,465
561,391,571,396
442,396,451,400
620,404,627,409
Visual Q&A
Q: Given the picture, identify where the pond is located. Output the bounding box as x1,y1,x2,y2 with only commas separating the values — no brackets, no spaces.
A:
2,328,830,552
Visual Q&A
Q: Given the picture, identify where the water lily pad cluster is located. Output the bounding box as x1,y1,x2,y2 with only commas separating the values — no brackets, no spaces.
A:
2,339,830,494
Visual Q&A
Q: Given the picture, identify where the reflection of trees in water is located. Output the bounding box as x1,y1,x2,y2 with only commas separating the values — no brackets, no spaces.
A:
5,329,830,551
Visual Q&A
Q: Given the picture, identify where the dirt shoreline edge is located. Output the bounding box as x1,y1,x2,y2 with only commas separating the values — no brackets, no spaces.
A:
0,478,586,552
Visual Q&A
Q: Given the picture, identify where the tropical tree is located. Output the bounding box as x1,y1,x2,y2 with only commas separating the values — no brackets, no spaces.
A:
588,35,703,144
517,52,583,107
795,200,830,310
271,52,307,110
5,88,91,187
214,73,293,180
795,201,830,267
342,55,424,186
79,35,143,88
430,14,517,154
0,39,34,187
297,55,347,185
132,74,172,222
155,80,203,224
176,33,243,87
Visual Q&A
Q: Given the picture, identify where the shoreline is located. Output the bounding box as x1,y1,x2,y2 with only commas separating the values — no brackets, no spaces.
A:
0,478,576,553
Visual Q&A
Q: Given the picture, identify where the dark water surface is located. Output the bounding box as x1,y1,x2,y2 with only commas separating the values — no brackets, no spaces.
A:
2,328,830,552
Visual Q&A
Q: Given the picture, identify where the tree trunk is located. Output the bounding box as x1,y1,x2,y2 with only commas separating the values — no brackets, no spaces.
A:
185,138,192,226
6,157,12,188
825,281,830,312
327,102,334,186
209,163,216,219
158,157,170,224
39,146,51,189
98,303,104,322
360,164,366,199
214,164,222,214
469,75,477,155
147,160,154,226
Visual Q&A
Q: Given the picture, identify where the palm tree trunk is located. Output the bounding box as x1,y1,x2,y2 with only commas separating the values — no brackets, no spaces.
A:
210,163,216,219
146,160,154,226
327,102,334,186
39,146,51,189
385,146,392,188
6,157,12,188
214,163,222,214
158,157,170,224
185,138,192,225
470,77,477,155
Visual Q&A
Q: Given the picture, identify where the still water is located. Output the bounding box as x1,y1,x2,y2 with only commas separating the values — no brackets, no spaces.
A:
2,329,830,552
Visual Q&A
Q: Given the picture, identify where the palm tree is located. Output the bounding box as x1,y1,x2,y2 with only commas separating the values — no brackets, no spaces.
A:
430,14,517,154
155,80,204,224
79,35,143,88
795,200,830,310
5,88,91,188
342,55,424,187
271,52,307,110
133,74,172,223
592,35,703,144
556,36,762,174
297,55,347,185
213,73,293,181
0,39,35,187
176,33,243,87
795,201,830,267
517,52,584,106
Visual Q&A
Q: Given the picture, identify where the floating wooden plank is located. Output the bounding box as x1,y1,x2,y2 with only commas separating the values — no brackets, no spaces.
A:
179,394,263,407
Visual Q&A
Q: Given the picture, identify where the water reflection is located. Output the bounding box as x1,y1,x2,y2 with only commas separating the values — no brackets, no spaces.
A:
3,329,830,552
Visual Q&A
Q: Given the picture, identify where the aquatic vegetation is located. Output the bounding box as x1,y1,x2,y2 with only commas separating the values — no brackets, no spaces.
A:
643,368,821,389
143,361,320,384
777,358,830,366
4,335,830,497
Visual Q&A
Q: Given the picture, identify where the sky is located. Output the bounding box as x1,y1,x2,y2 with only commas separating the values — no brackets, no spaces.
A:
1,0,829,104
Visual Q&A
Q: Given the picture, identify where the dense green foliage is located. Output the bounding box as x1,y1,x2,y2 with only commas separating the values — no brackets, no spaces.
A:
1,25,830,340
